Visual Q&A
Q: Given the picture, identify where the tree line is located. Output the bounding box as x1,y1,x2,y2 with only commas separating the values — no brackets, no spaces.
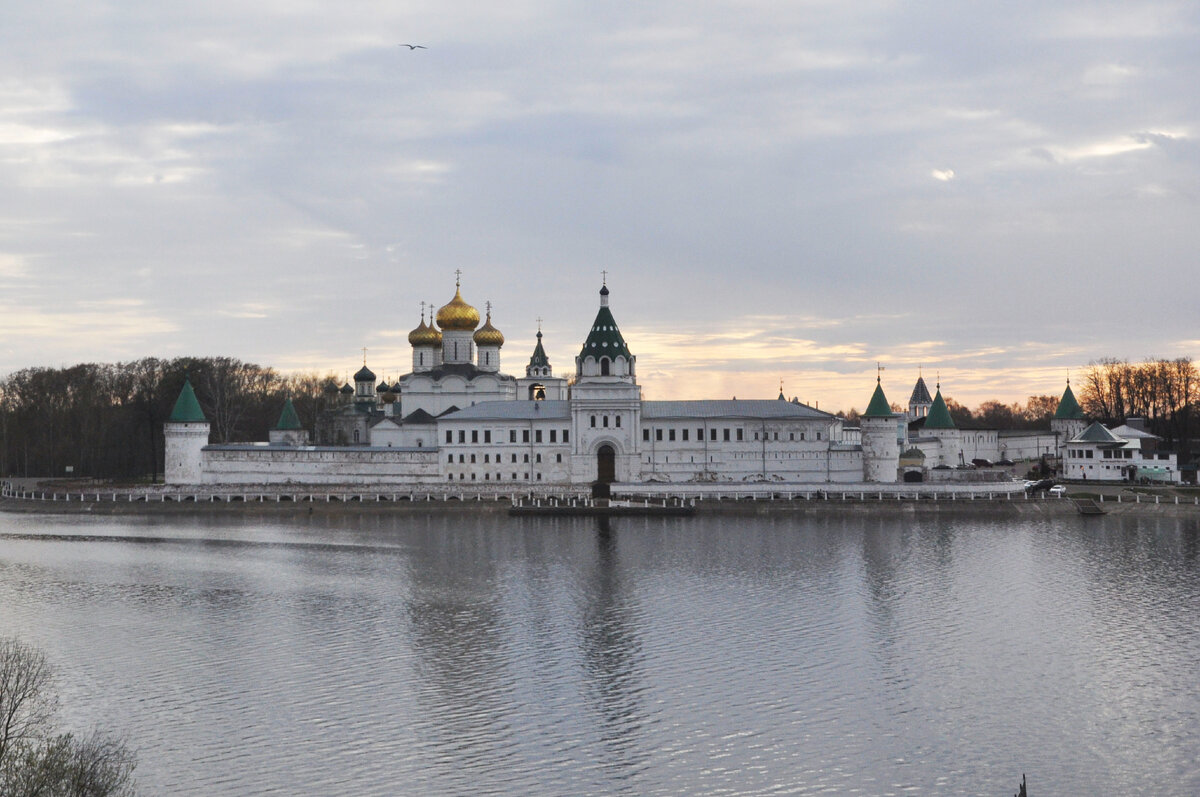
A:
0,357,339,480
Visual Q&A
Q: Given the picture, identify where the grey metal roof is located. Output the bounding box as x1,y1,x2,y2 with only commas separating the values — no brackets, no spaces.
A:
642,400,834,420
440,400,571,421
1070,422,1124,444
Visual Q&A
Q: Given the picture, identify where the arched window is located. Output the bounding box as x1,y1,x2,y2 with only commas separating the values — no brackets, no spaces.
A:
600,357,610,376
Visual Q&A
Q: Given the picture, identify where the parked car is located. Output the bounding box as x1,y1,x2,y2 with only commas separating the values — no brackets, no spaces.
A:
1048,485,1067,497
1026,479,1055,493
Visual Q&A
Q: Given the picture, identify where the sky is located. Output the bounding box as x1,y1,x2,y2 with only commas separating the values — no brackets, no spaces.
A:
2,1,1197,413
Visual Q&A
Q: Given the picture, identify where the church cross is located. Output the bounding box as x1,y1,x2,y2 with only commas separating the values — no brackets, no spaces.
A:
454,268,462,287
361,347,368,365
419,300,426,321
601,269,608,286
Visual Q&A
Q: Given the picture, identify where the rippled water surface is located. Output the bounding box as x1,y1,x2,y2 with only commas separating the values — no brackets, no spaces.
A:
2,510,1199,795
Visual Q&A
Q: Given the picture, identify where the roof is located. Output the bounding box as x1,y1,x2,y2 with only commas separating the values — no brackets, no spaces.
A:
924,389,955,429
397,363,517,383
527,331,551,370
275,398,302,430
642,399,834,420
863,380,895,418
440,400,571,421
1109,424,1158,440
579,290,632,360
354,365,376,382
169,379,207,423
401,408,438,425
1054,383,1085,419
909,376,932,405
1070,421,1124,444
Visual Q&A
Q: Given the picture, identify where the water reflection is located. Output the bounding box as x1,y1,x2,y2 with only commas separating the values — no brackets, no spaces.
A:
577,518,650,782
0,511,1198,795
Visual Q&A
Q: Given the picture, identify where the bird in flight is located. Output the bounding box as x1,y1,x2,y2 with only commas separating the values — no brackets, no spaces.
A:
399,44,427,50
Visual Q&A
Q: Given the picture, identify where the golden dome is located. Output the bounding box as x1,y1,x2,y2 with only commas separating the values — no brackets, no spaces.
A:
408,318,442,347
436,286,480,331
473,312,504,347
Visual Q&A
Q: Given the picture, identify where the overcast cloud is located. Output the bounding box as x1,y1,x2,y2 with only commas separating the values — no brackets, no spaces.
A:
2,0,1197,410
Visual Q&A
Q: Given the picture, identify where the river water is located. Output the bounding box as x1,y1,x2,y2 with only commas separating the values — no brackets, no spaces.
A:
1,509,1198,796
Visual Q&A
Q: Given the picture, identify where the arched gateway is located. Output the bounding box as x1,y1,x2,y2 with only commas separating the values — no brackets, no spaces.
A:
596,444,616,483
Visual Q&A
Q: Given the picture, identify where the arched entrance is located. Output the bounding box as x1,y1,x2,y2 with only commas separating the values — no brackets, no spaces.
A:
903,469,924,483
597,444,616,483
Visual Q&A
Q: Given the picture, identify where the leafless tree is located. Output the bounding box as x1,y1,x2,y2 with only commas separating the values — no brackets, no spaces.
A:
0,638,137,797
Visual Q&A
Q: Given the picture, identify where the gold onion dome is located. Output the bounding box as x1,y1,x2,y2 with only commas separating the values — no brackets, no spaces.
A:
436,285,480,331
473,311,504,347
408,317,442,347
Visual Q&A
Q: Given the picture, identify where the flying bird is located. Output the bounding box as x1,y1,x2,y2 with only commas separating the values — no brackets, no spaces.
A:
399,44,427,50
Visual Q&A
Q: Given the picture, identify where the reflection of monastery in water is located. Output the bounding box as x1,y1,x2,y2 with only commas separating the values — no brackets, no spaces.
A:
164,278,1107,487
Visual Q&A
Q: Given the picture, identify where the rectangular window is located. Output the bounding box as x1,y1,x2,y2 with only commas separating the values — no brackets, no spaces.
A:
669,429,676,441
656,429,663,441
447,454,453,463
1085,450,1093,459
710,429,717,441
458,430,465,444
737,428,743,441
603,416,609,428
458,454,464,463
615,416,621,428
471,430,478,443
556,453,562,463
509,430,517,443
590,416,596,427
536,453,542,463
484,454,489,463
511,454,517,463
470,454,476,463
550,430,557,443
643,429,650,442
535,430,543,443
698,428,704,440
523,454,529,463
523,430,530,443
484,430,491,444
789,433,794,441
446,430,453,444
800,432,805,441
682,429,689,441
723,428,730,442
563,430,569,443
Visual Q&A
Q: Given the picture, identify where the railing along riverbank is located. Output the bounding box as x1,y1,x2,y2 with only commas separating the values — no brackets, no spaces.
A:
6,478,1195,509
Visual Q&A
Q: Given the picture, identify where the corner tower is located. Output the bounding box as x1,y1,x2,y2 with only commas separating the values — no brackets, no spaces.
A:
861,377,900,482
1051,378,1087,456
164,377,210,484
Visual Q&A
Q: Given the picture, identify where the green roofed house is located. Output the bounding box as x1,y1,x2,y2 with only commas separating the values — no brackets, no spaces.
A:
269,398,310,446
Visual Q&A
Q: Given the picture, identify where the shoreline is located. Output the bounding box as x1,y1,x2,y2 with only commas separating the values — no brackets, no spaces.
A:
3,494,1198,520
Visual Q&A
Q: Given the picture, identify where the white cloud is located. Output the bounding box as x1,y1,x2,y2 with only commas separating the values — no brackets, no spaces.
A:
931,168,955,181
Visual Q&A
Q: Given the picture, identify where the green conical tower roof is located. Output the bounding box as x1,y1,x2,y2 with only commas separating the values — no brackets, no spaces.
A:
275,398,302,430
924,387,955,429
579,284,632,359
1054,381,1085,420
863,378,895,418
528,330,551,370
169,378,207,423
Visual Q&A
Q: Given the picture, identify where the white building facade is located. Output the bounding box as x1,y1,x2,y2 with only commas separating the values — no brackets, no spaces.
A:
166,280,906,487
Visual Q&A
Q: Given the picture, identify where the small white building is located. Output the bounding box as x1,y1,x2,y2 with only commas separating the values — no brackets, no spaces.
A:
1063,420,1180,483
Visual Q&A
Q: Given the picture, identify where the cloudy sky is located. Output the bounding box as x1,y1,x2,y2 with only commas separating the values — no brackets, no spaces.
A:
2,1,1197,411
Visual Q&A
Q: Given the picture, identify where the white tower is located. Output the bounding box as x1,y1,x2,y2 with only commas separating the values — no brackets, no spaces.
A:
860,377,900,483
569,281,642,484
164,378,210,484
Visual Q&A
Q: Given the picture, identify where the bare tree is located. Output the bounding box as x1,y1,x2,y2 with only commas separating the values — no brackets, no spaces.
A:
0,638,136,797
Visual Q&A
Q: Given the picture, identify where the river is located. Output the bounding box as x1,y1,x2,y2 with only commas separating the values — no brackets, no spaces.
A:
1,510,1198,795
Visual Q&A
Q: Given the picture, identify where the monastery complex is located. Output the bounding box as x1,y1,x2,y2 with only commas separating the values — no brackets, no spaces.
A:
163,279,1181,487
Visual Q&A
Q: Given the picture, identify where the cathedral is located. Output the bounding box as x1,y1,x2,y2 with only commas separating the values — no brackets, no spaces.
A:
165,278,911,486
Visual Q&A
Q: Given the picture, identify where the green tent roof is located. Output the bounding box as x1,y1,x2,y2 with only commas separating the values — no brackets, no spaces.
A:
169,378,207,423
863,380,895,418
528,330,551,370
275,398,302,430
1054,382,1085,420
924,388,955,429
579,288,632,360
